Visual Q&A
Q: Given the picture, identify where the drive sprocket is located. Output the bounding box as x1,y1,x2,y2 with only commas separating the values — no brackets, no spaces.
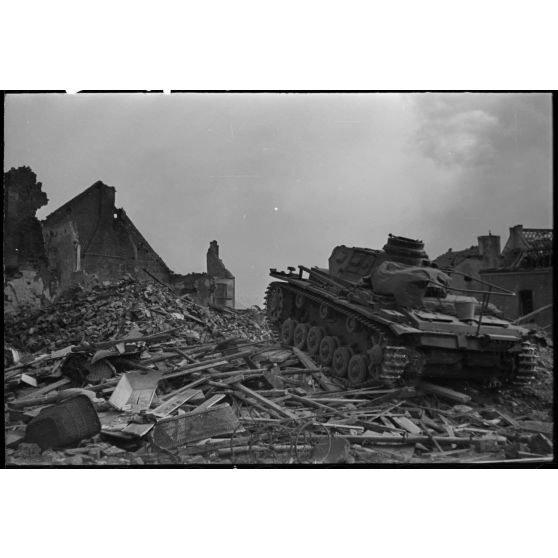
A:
511,341,538,386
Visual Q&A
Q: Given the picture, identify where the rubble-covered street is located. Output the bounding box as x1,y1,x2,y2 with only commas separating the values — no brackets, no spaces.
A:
4,277,553,466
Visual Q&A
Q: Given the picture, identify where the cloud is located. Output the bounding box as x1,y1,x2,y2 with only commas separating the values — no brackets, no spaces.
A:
416,107,499,167
412,93,550,170
409,93,552,257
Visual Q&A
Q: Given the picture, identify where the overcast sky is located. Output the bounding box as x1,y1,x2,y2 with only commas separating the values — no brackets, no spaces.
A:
4,92,552,307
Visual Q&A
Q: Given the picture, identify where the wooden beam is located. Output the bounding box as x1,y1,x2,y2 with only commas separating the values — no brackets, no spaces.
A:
233,383,298,420
417,381,471,404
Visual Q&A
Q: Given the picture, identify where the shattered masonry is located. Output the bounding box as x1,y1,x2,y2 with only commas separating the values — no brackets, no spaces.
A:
3,168,235,313
4,167,51,313
207,240,235,308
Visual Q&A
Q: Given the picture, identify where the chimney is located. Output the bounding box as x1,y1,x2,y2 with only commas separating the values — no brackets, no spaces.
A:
508,224,524,251
478,232,501,269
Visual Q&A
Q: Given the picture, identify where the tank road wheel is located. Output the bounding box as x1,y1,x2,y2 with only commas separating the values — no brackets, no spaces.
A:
512,341,538,386
293,322,310,350
319,336,339,366
281,319,297,345
345,316,361,334
331,347,354,378
348,354,369,386
306,327,325,356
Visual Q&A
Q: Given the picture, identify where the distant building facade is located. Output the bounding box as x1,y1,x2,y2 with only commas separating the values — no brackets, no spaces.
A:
434,225,553,328
480,225,552,327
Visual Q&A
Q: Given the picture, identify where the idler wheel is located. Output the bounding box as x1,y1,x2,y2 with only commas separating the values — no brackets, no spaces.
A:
307,327,325,355
267,287,293,321
293,322,310,350
319,336,339,365
331,346,354,377
281,319,297,345
348,354,369,386
345,316,360,334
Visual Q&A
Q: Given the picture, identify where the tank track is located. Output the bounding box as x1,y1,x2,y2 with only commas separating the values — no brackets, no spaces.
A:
377,346,409,384
265,282,408,385
511,341,538,386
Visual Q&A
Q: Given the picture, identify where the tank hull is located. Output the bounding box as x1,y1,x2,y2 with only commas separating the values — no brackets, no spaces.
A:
265,272,537,387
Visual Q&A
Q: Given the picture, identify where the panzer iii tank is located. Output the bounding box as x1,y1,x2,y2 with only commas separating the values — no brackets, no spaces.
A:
264,234,538,387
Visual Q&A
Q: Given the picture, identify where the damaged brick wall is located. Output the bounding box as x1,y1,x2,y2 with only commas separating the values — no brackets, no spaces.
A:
168,272,215,306
207,240,235,308
42,181,173,292
3,167,51,313
6,169,237,310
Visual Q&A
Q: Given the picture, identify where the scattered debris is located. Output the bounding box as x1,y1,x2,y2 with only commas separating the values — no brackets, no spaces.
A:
4,277,554,465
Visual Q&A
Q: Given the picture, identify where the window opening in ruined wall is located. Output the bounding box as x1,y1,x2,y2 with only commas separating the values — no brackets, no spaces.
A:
518,289,534,316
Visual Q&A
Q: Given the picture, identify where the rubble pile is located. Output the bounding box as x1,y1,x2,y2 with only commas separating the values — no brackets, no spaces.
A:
4,278,554,466
4,277,271,354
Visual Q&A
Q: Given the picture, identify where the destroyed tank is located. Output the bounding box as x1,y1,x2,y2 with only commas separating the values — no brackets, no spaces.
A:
265,234,538,387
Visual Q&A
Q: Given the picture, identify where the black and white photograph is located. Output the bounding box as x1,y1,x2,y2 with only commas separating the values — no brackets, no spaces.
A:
3,91,553,467
2,2,557,556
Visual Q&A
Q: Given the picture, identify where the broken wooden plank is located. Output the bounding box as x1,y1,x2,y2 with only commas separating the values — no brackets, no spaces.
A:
162,349,253,381
516,420,553,436
419,415,447,434
292,347,317,370
494,409,519,428
471,456,553,464
513,303,553,325
121,422,156,438
150,389,203,418
367,387,419,405
417,381,471,404
306,397,371,404
344,433,507,446
232,391,284,419
233,383,298,420
263,368,285,389
160,378,208,401
392,416,422,435
312,371,339,392
192,394,226,413
287,393,342,415
73,328,181,352
16,378,72,401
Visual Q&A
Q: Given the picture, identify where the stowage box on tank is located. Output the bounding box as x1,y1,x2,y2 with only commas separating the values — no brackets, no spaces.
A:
265,234,538,387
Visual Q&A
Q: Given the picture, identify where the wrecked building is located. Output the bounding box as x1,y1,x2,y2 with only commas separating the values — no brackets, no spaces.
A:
4,167,236,312
42,181,174,292
3,167,51,313
207,240,235,308
432,233,501,291
434,225,553,328
480,225,553,327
